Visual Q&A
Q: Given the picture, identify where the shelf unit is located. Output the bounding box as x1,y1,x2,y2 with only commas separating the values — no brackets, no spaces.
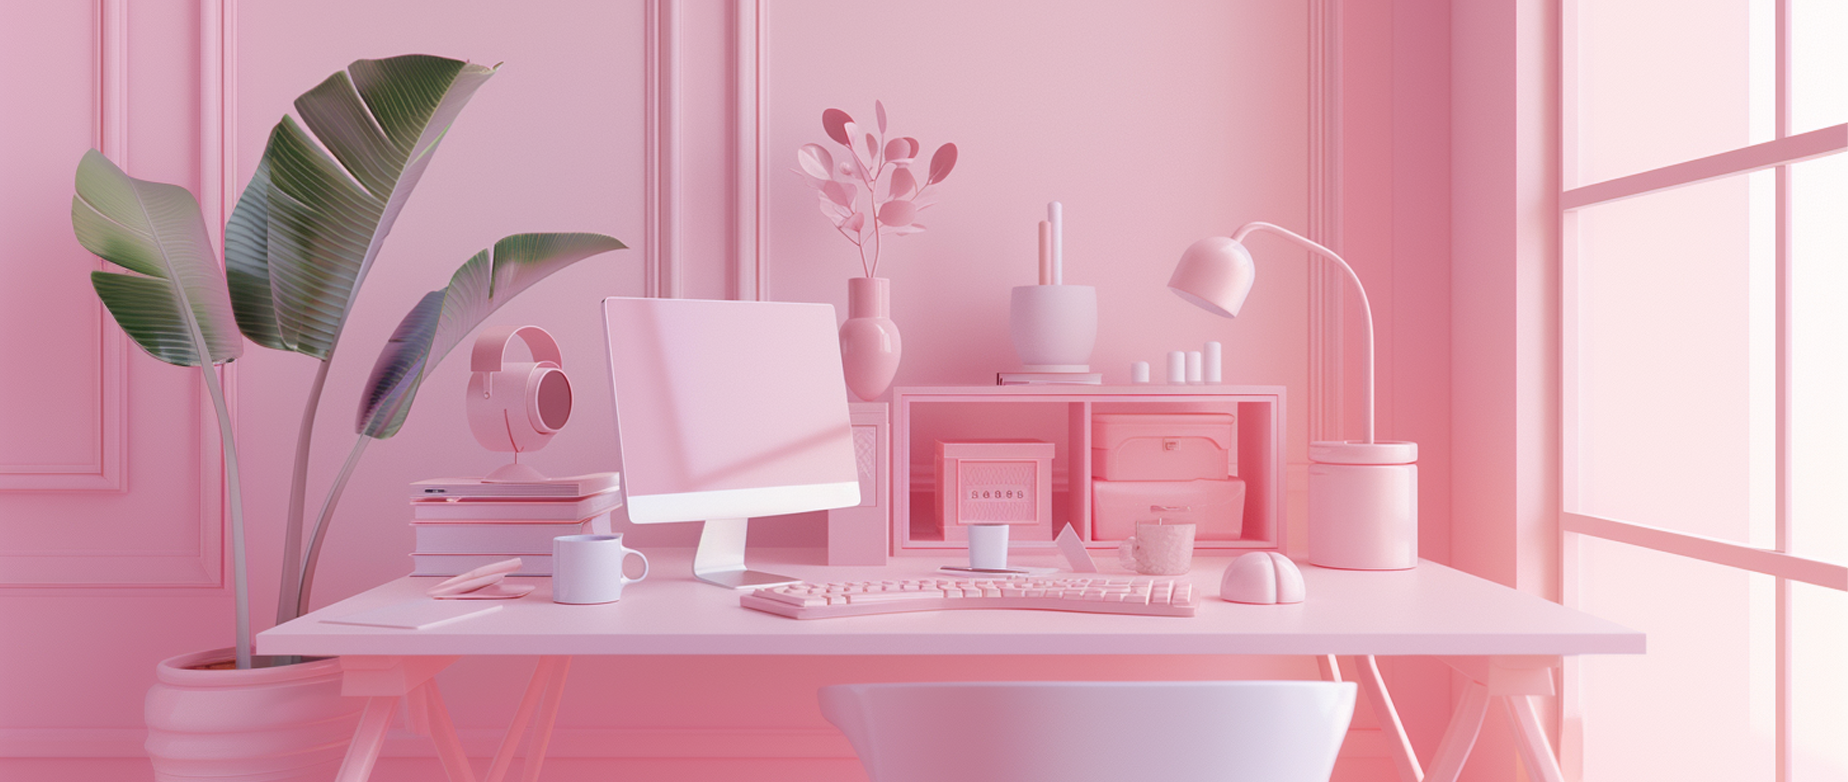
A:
891,385,1284,554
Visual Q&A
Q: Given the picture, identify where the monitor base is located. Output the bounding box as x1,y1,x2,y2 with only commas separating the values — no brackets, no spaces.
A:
692,517,800,589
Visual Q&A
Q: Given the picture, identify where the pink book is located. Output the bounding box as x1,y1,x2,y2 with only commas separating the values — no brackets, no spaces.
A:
410,471,619,499
410,492,621,521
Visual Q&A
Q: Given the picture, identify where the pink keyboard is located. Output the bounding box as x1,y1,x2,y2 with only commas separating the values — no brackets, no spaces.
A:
741,576,1197,619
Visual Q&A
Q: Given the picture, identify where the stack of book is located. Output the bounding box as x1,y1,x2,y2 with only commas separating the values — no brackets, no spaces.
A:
408,472,621,576
997,370,1102,385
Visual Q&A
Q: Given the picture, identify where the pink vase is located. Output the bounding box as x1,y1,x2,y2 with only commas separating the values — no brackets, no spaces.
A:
145,649,363,782
840,276,902,400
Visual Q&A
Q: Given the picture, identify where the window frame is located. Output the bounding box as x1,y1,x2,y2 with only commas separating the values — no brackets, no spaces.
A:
1558,1,1848,779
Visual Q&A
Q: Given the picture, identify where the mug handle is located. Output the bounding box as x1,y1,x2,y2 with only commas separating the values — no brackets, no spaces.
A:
620,548,650,584
1116,537,1140,571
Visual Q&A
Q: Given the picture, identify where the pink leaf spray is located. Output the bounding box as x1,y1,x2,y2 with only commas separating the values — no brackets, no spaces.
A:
795,102,957,277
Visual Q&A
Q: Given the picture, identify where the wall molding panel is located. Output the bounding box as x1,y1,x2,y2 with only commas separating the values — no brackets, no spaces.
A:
0,0,128,492
732,0,763,300
644,0,681,298
1307,0,1345,444
0,0,221,591
0,0,224,587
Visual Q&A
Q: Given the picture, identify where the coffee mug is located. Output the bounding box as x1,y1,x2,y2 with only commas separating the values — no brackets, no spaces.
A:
552,534,649,604
1117,521,1196,575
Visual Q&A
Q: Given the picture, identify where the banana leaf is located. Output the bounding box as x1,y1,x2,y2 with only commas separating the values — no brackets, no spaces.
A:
71,149,254,669
357,232,627,439
219,54,497,625
225,54,498,359
72,150,243,366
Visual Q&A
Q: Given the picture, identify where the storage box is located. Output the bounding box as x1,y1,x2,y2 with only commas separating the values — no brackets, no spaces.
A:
1091,413,1236,481
1091,477,1246,541
935,440,1055,528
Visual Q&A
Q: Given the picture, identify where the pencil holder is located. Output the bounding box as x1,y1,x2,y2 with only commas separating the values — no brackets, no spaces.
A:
1009,285,1097,372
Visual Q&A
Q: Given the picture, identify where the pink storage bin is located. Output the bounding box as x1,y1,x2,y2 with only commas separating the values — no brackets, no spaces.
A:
1091,413,1236,481
935,440,1055,530
1091,477,1246,541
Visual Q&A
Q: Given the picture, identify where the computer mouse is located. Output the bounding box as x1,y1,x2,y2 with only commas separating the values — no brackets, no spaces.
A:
1220,551,1305,604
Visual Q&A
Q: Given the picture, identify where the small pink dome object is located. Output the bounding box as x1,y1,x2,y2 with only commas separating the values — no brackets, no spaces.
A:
1220,551,1306,604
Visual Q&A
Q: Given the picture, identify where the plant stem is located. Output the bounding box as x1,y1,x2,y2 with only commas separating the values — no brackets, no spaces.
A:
295,435,370,616
199,363,251,669
275,359,332,624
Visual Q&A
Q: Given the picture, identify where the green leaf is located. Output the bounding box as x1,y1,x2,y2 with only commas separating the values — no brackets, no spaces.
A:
224,157,286,349
224,54,498,361
72,150,243,367
357,232,626,439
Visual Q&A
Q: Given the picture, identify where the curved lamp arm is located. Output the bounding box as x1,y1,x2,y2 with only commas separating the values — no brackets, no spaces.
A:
1233,222,1375,444
1171,221,1375,444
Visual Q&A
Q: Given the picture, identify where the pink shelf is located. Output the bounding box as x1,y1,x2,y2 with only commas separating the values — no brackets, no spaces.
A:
890,385,1285,555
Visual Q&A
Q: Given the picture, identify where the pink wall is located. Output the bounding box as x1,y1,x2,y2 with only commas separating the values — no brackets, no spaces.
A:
0,1,1492,780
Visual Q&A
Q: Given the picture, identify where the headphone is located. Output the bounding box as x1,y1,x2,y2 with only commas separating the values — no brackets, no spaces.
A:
466,325,572,455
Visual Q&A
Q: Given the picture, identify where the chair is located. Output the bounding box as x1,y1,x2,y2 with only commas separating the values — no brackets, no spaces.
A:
819,680,1357,782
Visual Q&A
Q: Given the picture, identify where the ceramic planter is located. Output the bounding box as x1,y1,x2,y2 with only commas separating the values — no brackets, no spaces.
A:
145,649,362,781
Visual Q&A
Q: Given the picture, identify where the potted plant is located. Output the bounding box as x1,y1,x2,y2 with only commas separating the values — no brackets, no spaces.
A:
793,101,956,400
70,54,626,780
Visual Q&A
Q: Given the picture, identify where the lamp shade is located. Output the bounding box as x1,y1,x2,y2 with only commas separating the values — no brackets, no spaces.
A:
1167,236,1256,318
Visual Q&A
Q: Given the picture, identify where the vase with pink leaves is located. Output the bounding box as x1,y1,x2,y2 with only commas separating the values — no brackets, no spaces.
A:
796,101,956,400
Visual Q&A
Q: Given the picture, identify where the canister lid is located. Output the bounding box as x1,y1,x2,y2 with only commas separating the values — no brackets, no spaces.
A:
1308,440,1417,465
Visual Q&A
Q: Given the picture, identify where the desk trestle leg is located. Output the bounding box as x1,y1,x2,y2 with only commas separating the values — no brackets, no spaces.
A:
412,679,478,782
1348,655,1426,782
337,696,399,782
1429,656,1565,782
335,656,462,782
484,655,573,782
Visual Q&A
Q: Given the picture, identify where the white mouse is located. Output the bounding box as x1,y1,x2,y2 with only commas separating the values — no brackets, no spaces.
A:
1220,551,1305,604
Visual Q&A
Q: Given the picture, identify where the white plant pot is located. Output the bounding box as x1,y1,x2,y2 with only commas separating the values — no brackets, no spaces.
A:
1009,285,1097,371
145,648,363,782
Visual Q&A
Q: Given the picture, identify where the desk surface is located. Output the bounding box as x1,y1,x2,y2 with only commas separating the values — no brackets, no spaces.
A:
258,550,1643,659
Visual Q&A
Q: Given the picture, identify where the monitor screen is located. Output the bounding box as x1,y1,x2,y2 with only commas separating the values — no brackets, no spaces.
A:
600,297,860,527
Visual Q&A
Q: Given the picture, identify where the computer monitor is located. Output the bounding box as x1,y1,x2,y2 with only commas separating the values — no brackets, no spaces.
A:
600,297,861,588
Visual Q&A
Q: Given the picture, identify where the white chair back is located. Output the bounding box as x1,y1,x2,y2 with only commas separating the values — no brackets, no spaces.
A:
820,680,1357,782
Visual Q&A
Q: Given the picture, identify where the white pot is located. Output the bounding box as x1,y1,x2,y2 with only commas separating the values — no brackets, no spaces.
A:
1009,285,1097,371
145,648,362,782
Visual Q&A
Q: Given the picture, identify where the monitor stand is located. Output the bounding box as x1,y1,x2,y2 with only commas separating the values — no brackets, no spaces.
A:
692,518,801,589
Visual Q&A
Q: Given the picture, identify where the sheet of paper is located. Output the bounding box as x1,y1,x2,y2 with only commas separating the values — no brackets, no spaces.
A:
323,600,503,630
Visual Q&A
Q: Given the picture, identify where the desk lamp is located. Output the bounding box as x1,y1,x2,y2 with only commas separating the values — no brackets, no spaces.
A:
1168,222,1417,570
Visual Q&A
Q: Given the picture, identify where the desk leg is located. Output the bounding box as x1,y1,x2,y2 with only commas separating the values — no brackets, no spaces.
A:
1317,655,1342,682
1432,656,1563,782
335,656,460,782
1503,692,1565,782
1348,655,1425,782
335,696,399,782
519,657,571,782
1423,680,1490,782
413,678,479,782
485,656,573,782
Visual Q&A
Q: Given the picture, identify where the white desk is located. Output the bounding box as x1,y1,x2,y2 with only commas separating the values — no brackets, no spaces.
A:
260,551,1642,782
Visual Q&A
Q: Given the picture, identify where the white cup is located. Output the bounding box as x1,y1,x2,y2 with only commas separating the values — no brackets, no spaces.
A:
552,534,649,604
1117,521,1196,575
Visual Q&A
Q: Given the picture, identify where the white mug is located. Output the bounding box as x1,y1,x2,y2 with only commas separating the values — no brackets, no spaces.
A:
1117,521,1196,575
553,534,649,604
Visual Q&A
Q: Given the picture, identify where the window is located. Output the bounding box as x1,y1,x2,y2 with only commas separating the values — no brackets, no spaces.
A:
1561,2,1848,780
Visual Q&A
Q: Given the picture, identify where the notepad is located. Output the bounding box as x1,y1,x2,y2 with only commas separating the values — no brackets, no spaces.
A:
324,600,503,630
